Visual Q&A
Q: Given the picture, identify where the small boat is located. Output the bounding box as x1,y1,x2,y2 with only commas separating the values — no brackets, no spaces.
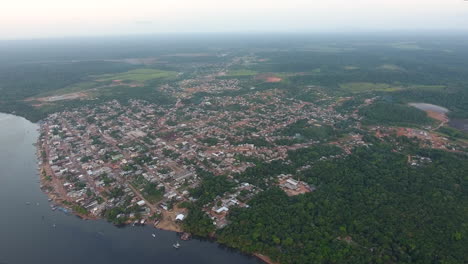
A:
152,234,156,238
25,202,31,205
173,242,180,249
180,232,191,241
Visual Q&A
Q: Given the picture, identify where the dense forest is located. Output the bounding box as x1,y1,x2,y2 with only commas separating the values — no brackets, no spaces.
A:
218,144,468,263
359,102,433,126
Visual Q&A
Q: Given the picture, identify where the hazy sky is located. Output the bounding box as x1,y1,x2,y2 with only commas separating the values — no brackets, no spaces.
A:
1,0,467,39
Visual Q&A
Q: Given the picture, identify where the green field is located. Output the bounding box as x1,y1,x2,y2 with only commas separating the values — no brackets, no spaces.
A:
95,69,178,82
339,82,402,93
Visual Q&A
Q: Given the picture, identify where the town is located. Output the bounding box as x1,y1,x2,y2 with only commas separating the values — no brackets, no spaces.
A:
37,85,368,232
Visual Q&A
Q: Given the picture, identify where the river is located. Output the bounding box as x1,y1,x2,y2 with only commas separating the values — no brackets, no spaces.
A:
0,113,261,264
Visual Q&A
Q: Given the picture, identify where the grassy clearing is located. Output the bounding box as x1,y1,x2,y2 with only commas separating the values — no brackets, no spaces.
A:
344,66,359,70
377,64,404,71
95,69,178,82
339,82,402,93
37,81,99,97
339,82,447,94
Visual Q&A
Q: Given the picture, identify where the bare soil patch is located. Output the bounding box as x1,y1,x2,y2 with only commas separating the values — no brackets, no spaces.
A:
255,74,282,83
426,110,448,123
155,206,187,232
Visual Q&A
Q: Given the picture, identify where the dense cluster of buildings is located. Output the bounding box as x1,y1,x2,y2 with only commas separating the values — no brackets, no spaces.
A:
38,86,363,229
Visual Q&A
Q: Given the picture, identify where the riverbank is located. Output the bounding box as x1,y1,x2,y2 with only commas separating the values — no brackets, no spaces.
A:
0,111,265,264
35,118,271,264
39,163,99,221
38,160,271,263
38,159,186,230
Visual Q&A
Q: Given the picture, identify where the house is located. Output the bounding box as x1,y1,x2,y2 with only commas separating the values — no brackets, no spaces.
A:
215,206,229,214
175,214,185,221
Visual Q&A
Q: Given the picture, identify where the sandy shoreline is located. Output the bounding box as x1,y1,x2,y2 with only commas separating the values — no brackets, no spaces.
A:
254,253,279,264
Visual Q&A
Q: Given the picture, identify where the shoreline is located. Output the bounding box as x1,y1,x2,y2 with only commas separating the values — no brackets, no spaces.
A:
35,122,272,264
38,161,183,231
38,160,272,264
254,253,279,264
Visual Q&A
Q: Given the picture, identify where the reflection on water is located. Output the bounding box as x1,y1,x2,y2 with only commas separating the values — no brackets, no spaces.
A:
409,103,449,114
449,119,468,132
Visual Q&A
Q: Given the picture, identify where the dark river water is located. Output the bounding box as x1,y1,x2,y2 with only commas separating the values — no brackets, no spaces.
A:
0,113,260,264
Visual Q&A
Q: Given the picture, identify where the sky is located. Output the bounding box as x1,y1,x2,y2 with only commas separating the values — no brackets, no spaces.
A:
1,0,467,40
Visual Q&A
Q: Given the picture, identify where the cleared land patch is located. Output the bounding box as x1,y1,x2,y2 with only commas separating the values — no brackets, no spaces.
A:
377,64,404,71
255,74,282,83
95,69,178,82
32,92,88,103
344,66,359,70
